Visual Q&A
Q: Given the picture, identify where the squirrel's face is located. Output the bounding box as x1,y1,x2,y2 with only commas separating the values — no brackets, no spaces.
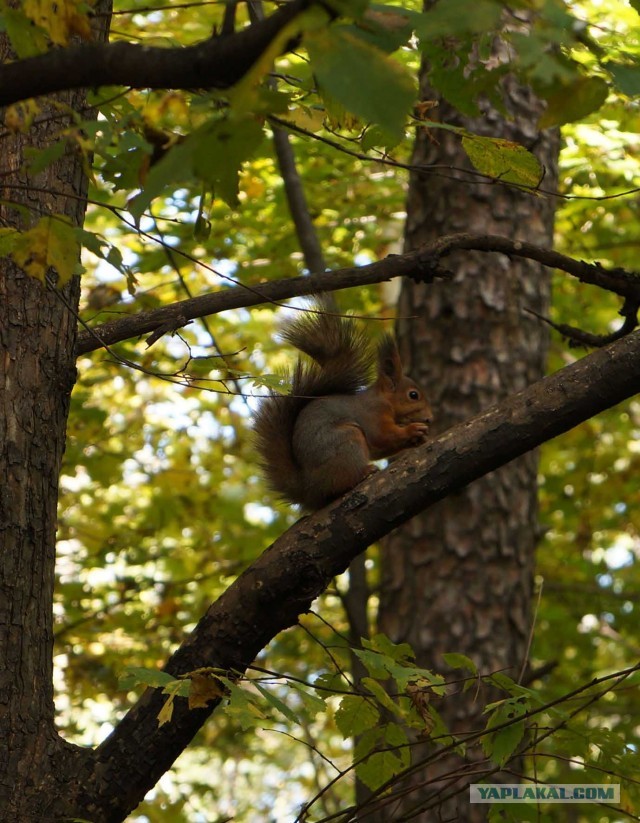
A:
393,377,433,427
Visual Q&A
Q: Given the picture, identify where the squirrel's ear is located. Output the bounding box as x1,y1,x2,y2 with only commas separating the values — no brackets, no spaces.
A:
377,334,403,387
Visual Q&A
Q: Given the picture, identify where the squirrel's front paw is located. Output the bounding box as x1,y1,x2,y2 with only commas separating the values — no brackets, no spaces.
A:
406,422,429,445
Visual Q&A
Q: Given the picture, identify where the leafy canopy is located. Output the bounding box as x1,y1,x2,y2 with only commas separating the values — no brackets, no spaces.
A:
1,0,639,818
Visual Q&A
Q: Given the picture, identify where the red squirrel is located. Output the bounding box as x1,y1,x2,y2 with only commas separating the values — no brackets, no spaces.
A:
254,295,433,510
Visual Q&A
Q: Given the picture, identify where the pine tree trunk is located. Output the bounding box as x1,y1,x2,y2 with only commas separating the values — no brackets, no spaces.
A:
373,77,560,820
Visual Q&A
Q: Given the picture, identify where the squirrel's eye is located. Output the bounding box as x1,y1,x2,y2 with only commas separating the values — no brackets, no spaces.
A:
408,389,420,400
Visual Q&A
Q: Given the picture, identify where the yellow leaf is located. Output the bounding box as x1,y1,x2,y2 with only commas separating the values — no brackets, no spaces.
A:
24,0,91,46
10,216,79,286
156,93,191,124
11,225,49,283
4,100,40,132
283,105,325,134
157,695,175,727
461,134,543,188
46,216,80,286
188,674,225,710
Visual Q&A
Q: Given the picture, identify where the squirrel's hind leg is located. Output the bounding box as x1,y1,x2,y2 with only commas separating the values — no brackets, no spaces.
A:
299,422,374,509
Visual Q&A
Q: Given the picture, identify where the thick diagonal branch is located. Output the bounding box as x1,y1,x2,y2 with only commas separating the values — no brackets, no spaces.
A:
0,0,315,106
87,329,640,821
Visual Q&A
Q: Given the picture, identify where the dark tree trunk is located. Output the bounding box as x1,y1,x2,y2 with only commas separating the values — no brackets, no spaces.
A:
372,74,560,819
7,8,633,822
0,7,111,817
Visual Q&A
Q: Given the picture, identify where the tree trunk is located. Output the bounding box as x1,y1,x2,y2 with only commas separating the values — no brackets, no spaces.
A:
373,74,560,819
0,6,111,816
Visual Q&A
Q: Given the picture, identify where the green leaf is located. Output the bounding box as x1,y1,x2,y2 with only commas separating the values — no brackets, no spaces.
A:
425,704,458,747
488,719,526,766
335,694,380,737
313,671,349,695
251,373,291,393
400,669,447,695
606,62,640,97
107,245,125,272
538,76,609,128
128,139,193,225
461,134,543,188
167,680,192,697
421,39,504,117
1,5,48,56
484,672,543,703
286,680,327,716
362,633,415,663
119,665,180,691
24,140,67,175
354,647,447,696
192,117,265,207
353,648,390,679
350,5,422,53
482,699,527,766
254,682,300,723
306,26,416,140
361,125,401,152
508,33,579,87
442,653,478,676
355,723,409,791
384,722,411,768
361,676,400,716
223,681,268,730
415,0,502,39
76,228,128,277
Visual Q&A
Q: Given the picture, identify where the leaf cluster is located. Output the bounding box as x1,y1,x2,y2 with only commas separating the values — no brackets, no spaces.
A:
1,0,633,818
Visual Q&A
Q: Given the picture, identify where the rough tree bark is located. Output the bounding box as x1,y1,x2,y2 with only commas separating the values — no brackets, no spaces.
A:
374,68,561,819
0,4,324,814
3,5,638,821
0,4,112,816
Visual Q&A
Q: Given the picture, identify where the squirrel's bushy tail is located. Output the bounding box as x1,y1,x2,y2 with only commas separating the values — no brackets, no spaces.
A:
254,295,375,506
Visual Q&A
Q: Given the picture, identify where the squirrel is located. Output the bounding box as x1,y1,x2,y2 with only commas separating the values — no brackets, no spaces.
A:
254,294,433,510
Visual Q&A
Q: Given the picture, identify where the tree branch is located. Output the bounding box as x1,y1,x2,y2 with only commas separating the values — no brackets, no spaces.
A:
0,0,316,106
249,0,327,274
272,126,327,273
430,234,640,298
75,233,640,356
527,296,640,348
87,328,640,820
